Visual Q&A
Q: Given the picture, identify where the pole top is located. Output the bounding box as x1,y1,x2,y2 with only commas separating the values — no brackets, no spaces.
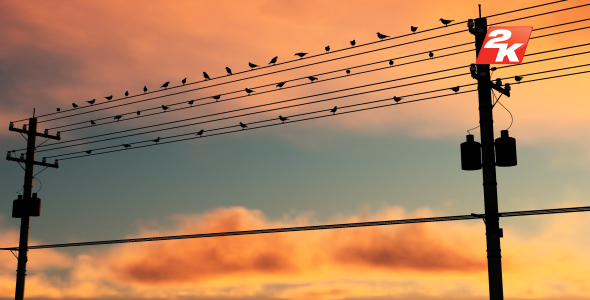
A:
479,4,482,18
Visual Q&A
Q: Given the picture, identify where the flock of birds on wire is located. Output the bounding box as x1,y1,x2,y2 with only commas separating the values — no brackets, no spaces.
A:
51,17,526,154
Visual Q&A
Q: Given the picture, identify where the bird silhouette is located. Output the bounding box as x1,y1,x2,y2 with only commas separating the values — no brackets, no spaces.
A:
114,115,122,121
72,103,78,108
188,100,195,105
377,32,389,39
245,88,254,95
105,95,113,100
295,52,307,58
125,91,129,97
411,26,418,33
85,150,92,155
393,96,403,102
153,137,160,144
87,99,96,105
161,81,170,89
248,62,258,70
213,94,221,101
239,122,248,129
350,40,356,46
325,45,330,52
440,18,454,26
269,56,278,65
308,76,318,82
279,115,288,123
196,129,205,137
56,108,61,112
429,51,434,58
515,75,523,83
226,67,233,75
90,120,96,125
276,81,286,88
451,86,460,92
389,59,394,66
182,78,187,85
330,106,338,114
161,105,169,111
203,72,211,80
346,69,351,75
123,144,131,149
143,86,147,93
137,110,141,116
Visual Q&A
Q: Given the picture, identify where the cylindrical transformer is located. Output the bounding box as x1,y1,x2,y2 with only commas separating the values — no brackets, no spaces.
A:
495,130,517,167
461,134,482,170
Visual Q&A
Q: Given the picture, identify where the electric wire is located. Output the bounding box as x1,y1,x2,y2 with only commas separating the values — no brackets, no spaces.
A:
11,0,569,123
20,4,589,126
2,204,589,251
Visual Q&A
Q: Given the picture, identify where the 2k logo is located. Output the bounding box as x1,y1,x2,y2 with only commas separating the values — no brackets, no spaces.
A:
476,26,533,64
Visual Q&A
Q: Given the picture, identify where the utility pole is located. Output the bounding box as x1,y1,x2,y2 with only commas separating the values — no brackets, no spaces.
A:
6,117,59,300
467,6,512,299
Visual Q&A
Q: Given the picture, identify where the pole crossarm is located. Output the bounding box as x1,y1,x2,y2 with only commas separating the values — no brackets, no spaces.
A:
8,127,60,140
2,205,589,251
6,156,59,169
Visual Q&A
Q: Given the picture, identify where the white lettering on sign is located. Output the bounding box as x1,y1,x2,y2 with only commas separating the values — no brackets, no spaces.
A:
483,29,524,62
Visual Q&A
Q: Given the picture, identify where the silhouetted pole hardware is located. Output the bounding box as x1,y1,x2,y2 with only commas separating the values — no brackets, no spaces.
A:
464,13,516,300
6,117,59,300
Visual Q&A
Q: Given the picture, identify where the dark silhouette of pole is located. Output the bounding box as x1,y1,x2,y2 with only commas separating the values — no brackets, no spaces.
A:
15,118,37,300
472,16,505,299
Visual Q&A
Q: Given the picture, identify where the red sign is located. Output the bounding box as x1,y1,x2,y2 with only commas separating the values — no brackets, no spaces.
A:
476,26,533,64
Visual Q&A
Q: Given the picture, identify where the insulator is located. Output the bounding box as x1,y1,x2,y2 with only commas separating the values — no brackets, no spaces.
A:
470,64,476,72
461,134,482,170
495,130,517,167
7,151,11,158
495,78,503,86
9,122,14,129
44,129,48,135
57,131,61,138
467,19,474,28
23,124,27,130
42,157,46,163
20,153,25,159
55,159,59,166
504,83,511,92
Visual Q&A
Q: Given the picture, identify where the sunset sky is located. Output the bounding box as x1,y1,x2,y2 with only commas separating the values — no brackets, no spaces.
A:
2,0,590,299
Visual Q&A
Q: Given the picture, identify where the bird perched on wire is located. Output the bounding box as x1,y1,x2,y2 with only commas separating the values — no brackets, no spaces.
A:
90,120,96,125
279,115,288,123
276,81,286,88
196,129,204,137
346,69,350,75
393,96,402,102
161,81,170,89
125,91,129,97
245,88,254,95
137,110,141,116
248,62,258,70
161,105,169,111
308,76,318,82
295,52,308,59
377,32,389,39
72,103,79,108
87,99,96,105
226,67,232,75
153,137,160,144
188,100,195,105
213,94,221,101
269,56,278,65
411,26,418,33
143,86,147,93
451,86,460,92
114,115,122,121
105,95,113,100
330,106,338,114
350,40,356,46
203,72,211,80
325,45,330,52
440,18,454,26
123,144,131,149
429,51,434,58
239,122,248,129
56,108,61,112
515,75,523,83
182,78,187,85
85,150,92,155
389,59,394,66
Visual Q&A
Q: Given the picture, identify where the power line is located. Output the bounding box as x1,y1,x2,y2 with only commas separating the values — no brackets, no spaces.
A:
11,0,568,123
2,204,588,251
33,48,590,154
40,17,590,133
52,68,590,161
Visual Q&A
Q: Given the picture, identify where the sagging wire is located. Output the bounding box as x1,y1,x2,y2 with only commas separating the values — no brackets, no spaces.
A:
492,90,514,130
